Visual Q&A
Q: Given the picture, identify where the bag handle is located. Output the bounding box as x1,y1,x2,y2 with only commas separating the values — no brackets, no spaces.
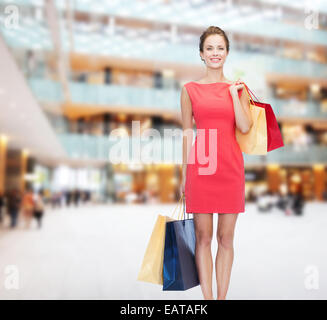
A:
171,193,189,220
171,194,184,219
233,81,254,106
242,85,253,106
182,193,189,220
240,82,260,102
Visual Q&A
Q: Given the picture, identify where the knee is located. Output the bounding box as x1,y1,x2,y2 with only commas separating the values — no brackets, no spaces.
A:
196,231,213,247
217,233,234,249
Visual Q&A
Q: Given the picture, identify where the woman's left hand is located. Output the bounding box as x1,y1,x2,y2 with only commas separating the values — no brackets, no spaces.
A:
229,79,244,96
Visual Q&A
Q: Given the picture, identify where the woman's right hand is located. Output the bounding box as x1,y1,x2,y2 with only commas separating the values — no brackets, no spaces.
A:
180,177,185,197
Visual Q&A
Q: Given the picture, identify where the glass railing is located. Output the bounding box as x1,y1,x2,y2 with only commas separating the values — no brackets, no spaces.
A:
1,19,327,79
28,77,63,102
266,145,327,163
1,0,326,46
28,78,327,119
58,134,183,162
54,1,327,47
58,133,327,165
272,98,327,119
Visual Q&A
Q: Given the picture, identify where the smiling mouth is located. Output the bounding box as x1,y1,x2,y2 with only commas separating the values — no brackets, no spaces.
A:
210,58,221,62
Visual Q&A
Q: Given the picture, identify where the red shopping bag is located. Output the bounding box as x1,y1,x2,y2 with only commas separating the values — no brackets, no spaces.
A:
242,82,284,152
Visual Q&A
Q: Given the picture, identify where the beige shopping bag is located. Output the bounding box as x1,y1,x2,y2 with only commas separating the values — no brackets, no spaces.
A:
137,195,184,285
235,83,268,155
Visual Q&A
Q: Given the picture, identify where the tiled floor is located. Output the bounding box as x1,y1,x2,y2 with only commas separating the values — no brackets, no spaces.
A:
0,202,326,300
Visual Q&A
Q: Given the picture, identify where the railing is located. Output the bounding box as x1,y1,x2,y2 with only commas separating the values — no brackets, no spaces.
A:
58,133,327,165
29,78,327,119
1,0,327,47
1,19,327,79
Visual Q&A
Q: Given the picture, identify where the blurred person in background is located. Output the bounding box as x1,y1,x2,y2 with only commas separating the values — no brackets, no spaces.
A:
247,188,257,202
257,190,275,213
57,191,63,208
290,185,305,216
85,190,91,203
304,124,317,144
6,188,21,228
293,126,310,152
50,191,55,209
284,190,296,216
51,191,61,209
22,187,35,229
322,183,327,201
65,190,72,207
43,189,51,205
73,189,80,207
25,50,36,77
34,190,44,229
276,183,289,212
0,191,4,225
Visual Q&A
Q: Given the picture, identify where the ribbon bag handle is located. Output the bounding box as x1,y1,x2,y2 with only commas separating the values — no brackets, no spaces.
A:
170,193,189,220
240,81,260,102
182,193,189,220
241,84,254,107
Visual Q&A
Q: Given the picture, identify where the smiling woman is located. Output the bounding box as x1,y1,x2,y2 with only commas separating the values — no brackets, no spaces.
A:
199,26,229,66
180,25,250,301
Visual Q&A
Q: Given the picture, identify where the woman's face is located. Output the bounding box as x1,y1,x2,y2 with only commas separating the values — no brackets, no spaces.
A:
200,34,228,68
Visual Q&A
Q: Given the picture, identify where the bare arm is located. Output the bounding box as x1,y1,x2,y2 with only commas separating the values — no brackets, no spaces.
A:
180,86,194,190
230,86,253,134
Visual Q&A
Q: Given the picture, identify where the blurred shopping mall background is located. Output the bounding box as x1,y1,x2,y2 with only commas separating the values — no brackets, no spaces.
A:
0,0,327,299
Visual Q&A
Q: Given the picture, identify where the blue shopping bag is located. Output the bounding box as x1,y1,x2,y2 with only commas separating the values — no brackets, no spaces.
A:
163,195,199,291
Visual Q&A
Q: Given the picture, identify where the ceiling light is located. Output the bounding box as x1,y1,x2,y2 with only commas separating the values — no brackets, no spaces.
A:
310,83,320,94
0,135,9,144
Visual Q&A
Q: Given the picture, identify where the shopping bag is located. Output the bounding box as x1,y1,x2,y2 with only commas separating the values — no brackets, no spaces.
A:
236,83,284,155
242,83,284,152
137,215,171,284
137,195,184,284
235,84,268,155
163,194,200,291
260,101,284,152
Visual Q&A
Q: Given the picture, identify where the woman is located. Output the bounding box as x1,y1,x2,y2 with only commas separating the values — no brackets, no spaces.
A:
6,189,21,228
0,191,4,225
22,188,35,229
180,26,253,300
34,190,45,229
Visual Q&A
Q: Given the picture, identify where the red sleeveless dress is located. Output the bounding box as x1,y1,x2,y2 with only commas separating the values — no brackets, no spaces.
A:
184,81,245,214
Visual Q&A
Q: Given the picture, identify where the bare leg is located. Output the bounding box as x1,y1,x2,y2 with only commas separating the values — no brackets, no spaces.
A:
193,213,214,300
24,210,33,229
215,213,239,300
